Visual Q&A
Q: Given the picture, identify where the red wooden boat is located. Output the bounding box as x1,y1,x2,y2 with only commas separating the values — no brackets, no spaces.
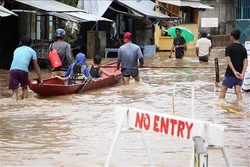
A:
28,61,122,96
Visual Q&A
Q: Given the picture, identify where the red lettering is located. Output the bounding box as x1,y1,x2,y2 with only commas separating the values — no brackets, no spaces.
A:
170,119,177,136
144,114,150,130
186,122,194,139
177,120,185,138
160,117,169,134
135,112,144,129
153,115,160,132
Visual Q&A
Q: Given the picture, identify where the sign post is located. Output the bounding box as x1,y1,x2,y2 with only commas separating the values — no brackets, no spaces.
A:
242,40,250,91
193,136,208,167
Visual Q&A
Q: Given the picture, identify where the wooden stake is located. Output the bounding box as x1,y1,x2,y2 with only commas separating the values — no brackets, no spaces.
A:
214,58,220,82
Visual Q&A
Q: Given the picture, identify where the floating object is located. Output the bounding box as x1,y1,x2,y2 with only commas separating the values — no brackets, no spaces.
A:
215,103,247,118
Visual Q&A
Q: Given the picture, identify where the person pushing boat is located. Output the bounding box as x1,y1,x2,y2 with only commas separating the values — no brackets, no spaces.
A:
116,32,144,85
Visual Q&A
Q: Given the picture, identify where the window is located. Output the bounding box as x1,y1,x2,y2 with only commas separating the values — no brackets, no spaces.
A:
236,0,250,19
180,7,195,24
36,15,54,40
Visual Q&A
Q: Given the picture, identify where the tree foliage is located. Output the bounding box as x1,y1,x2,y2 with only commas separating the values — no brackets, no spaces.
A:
54,0,79,44
55,0,78,7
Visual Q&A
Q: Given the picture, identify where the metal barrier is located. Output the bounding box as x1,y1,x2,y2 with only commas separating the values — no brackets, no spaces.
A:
172,82,216,119
172,82,233,167
193,136,208,167
106,106,231,167
105,82,233,167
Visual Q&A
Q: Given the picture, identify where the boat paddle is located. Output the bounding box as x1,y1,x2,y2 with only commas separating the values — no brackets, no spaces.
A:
78,76,93,94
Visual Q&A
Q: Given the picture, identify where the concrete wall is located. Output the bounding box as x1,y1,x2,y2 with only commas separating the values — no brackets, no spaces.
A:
208,35,230,47
199,0,237,35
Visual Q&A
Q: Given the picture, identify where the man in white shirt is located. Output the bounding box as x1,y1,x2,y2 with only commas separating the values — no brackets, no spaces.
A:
196,31,212,62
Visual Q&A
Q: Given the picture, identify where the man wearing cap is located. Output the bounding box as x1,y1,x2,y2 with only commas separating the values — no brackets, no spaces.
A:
116,32,144,85
196,31,212,62
50,28,73,76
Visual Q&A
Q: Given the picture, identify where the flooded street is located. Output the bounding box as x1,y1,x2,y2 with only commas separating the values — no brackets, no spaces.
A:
0,48,249,167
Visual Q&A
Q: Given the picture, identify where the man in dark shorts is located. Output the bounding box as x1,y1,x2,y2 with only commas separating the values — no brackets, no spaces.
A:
196,31,212,62
169,28,187,59
116,32,144,85
219,30,248,101
9,36,42,100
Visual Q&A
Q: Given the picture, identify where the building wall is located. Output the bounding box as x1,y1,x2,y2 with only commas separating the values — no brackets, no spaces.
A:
0,16,19,69
154,1,200,49
199,0,237,35
181,23,199,49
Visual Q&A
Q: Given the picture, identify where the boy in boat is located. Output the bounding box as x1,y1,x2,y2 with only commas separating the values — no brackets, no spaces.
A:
55,63,87,84
89,55,115,79
9,36,43,100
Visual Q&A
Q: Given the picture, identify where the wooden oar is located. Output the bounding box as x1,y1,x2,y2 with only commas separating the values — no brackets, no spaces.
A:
102,65,213,68
78,76,93,94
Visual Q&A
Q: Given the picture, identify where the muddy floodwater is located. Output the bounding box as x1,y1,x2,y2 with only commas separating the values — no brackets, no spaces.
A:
0,48,249,167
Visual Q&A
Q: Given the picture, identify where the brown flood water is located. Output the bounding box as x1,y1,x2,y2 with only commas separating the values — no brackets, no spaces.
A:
0,48,249,167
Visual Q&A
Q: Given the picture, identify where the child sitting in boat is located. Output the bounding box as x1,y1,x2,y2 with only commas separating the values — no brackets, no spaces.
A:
89,55,114,79
55,53,91,84
55,63,87,84
63,53,90,79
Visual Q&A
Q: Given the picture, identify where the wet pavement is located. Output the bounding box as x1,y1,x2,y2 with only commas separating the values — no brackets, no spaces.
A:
0,48,249,167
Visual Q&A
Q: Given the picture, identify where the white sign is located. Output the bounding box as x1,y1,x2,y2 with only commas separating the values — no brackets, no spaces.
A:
242,41,250,91
245,41,250,55
201,18,218,27
115,106,226,147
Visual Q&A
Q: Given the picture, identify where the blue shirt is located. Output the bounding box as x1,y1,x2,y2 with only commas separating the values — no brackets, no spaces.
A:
10,46,37,72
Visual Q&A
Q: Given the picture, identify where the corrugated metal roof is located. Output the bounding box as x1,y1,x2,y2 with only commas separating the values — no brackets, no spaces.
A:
66,12,112,22
15,0,85,12
0,6,18,17
117,0,170,19
78,0,170,19
158,0,214,9
14,0,111,22
47,12,112,23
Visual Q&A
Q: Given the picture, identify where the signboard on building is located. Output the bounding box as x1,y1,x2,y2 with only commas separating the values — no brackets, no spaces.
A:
201,18,218,27
242,41,250,91
245,41,250,55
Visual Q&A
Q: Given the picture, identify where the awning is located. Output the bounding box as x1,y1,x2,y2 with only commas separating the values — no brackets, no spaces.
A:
77,0,112,17
116,0,170,19
67,12,112,22
14,0,111,22
0,6,18,17
15,0,85,12
108,6,143,19
158,0,214,9
79,0,171,20
47,12,112,23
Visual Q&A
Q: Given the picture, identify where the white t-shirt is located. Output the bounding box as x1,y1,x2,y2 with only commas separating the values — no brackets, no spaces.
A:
196,38,212,56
